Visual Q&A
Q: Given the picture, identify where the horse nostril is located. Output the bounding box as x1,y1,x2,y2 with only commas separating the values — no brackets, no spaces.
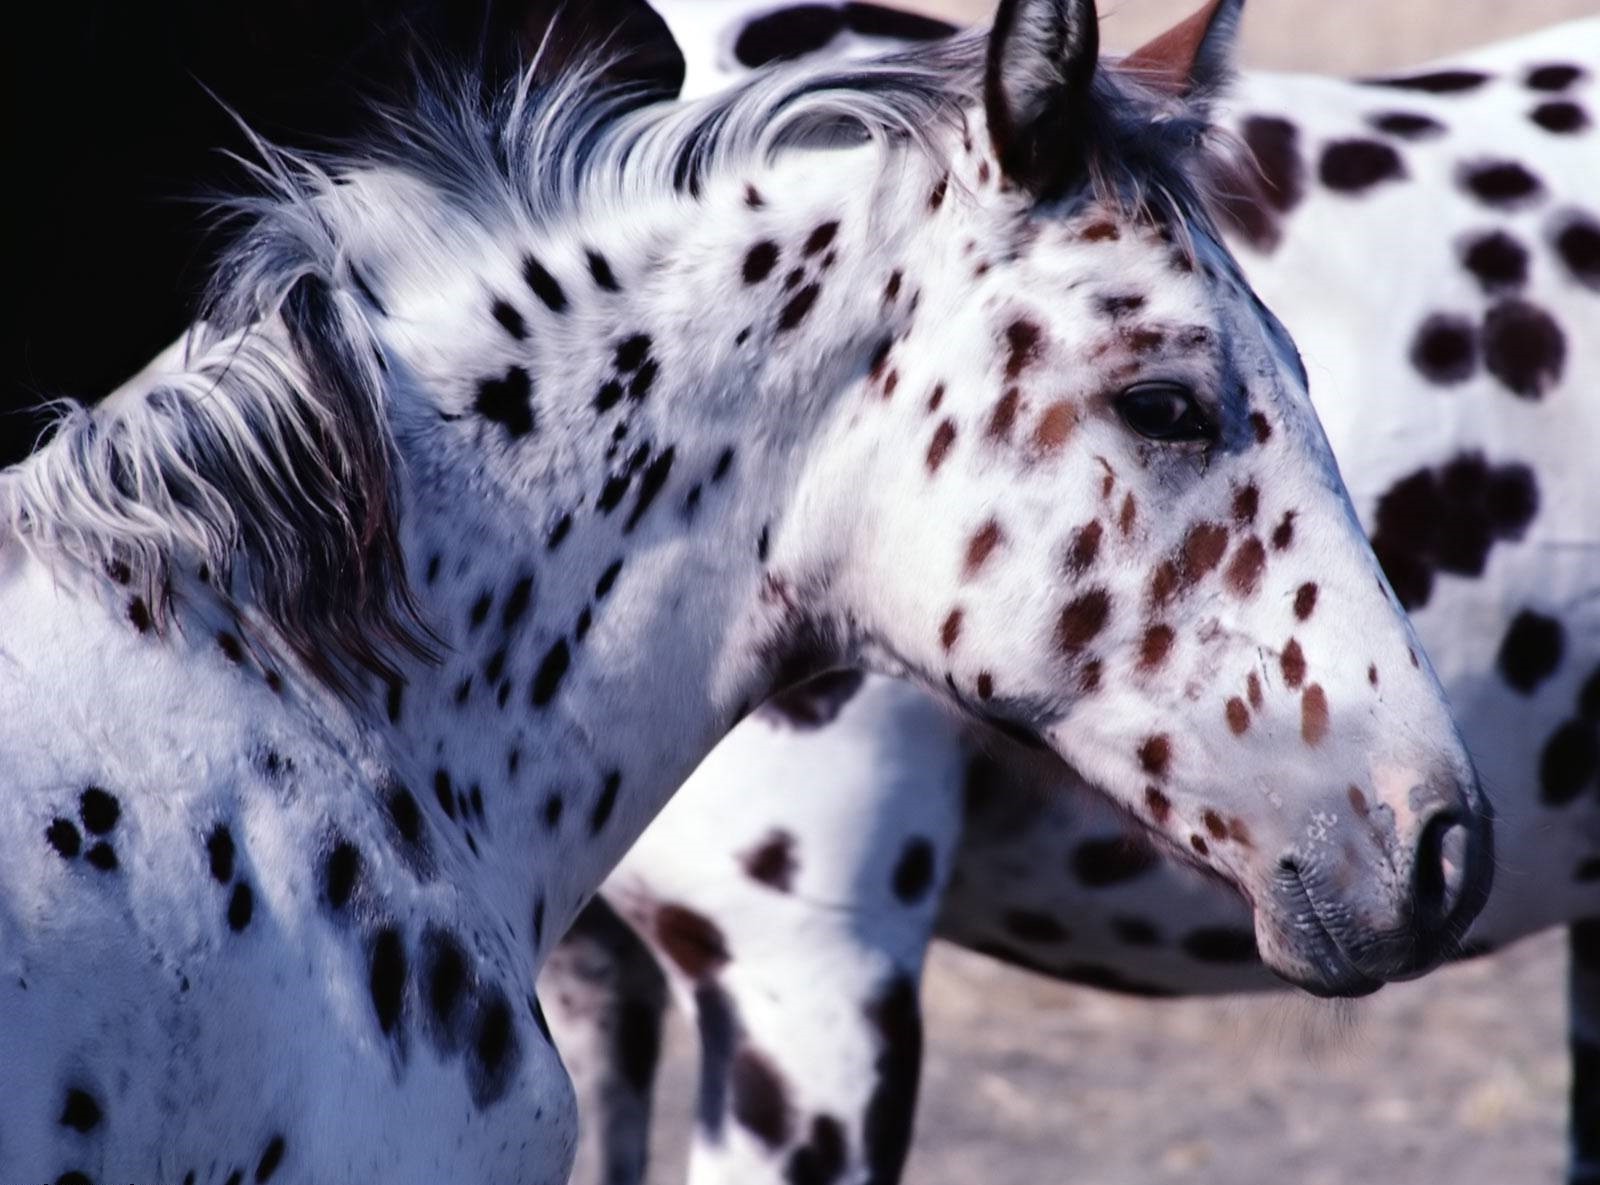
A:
1412,811,1471,927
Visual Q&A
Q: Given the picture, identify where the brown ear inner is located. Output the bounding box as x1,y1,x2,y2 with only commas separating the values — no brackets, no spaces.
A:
1120,0,1229,96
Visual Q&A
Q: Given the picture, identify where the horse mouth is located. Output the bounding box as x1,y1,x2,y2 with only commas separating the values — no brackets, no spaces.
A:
1268,867,1385,1000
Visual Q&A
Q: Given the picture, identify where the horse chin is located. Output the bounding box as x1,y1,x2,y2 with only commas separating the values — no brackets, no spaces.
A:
1255,907,1386,1000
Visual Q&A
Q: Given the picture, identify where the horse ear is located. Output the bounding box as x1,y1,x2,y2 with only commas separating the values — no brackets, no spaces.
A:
511,0,686,100
985,0,1101,195
1120,0,1243,101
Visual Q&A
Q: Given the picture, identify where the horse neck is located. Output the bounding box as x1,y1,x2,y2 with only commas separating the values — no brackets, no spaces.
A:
367,139,932,947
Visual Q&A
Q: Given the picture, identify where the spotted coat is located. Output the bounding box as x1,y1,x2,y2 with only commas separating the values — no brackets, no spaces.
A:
542,9,1600,1185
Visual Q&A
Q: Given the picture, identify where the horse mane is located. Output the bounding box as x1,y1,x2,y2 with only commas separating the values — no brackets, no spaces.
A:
0,29,1226,698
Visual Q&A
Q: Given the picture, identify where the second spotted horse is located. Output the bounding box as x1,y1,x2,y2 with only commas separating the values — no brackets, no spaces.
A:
541,7,1600,1185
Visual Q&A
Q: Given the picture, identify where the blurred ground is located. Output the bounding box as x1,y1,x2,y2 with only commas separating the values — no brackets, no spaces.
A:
638,4,1593,1181
645,931,1569,1184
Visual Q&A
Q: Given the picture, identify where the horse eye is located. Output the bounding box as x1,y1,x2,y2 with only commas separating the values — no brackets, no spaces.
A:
1115,381,1213,442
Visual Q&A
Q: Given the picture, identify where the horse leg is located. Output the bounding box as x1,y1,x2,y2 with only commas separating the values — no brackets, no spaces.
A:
541,898,669,1185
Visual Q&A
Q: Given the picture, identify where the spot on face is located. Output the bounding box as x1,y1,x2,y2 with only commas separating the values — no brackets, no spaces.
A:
655,904,729,979
1138,735,1171,778
1301,684,1330,745
1058,589,1110,651
964,519,1005,578
742,830,798,892
474,366,536,438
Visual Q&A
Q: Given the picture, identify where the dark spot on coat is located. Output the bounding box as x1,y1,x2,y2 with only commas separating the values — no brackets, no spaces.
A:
1319,139,1405,192
217,631,245,664
1364,69,1489,93
803,221,839,256
468,987,522,1108
522,255,567,312
1182,926,1260,963
1058,588,1110,651
530,639,571,707
1145,786,1172,824
1540,720,1598,806
1497,609,1565,693
892,837,936,904
1224,536,1267,597
927,419,957,472
227,882,254,931
655,904,729,979
1531,100,1589,133
387,786,423,846
85,842,117,871
1065,519,1102,575
743,241,779,284
786,1115,848,1185
59,1088,102,1132
206,824,235,884
731,1047,791,1148
1281,638,1307,688
1226,697,1250,734
1301,684,1330,745
1293,582,1319,620
964,519,1005,578
369,926,406,1035
1410,314,1479,384
1482,298,1566,398
743,830,798,892
862,973,921,1181
128,597,152,632
1072,835,1159,886
1552,212,1600,290
251,1136,286,1183
625,448,675,531
761,671,866,729
324,840,360,910
1460,230,1529,292
1459,160,1544,208
475,366,535,438
79,787,119,835
1526,63,1585,91
778,283,820,331
590,771,620,835
1368,110,1445,139
1003,909,1068,943
1211,115,1305,250
1139,623,1174,669
1370,453,1539,609
491,299,526,340
1139,735,1171,777
1003,319,1041,379
986,388,1021,441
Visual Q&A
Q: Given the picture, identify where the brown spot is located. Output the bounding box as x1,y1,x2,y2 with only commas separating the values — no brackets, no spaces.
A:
654,904,729,980
1149,560,1180,606
1058,589,1111,651
976,672,994,699
1231,484,1260,525
1367,664,1379,686
927,383,945,412
744,184,766,208
1138,735,1171,778
1118,493,1137,536
927,420,957,472
1078,660,1103,694
1183,522,1230,584
1301,684,1330,745
1228,819,1253,847
986,388,1021,441
977,160,992,185
1004,319,1042,379
1123,326,1165,354
1225,697,1249,735
1032,401,1078,452
1203,811,1228,840
1139,624,1175,670
1347,785,1370,817
1293,582,1319,620
1145,786,1172,823
964,519,1005,579
1246,671,1264,708
1281,639,1307,688
882,370,899,398
929,174,949,209
940,609,963,651
1249,412,1272,444
1271,511,1296,550
1224,536,1267,597
1065,520,1102,575
742,830,798,892
1081,219,1120,242
884,270,903,301
1190,835,1210,856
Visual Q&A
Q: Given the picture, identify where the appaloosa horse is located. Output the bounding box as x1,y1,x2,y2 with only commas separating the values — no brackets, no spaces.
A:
0,0,1491,1181
537,6,1600,1185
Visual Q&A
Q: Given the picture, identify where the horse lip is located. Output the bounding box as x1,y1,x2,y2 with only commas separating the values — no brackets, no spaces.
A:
1273,866,1385,999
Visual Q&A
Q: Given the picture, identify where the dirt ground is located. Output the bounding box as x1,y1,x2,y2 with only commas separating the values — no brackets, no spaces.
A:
639,4,1595,1181
644,931,1571,1184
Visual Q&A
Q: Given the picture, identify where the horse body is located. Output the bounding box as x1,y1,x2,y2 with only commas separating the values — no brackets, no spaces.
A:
541,10,1600,1184
1,2,1488,1179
